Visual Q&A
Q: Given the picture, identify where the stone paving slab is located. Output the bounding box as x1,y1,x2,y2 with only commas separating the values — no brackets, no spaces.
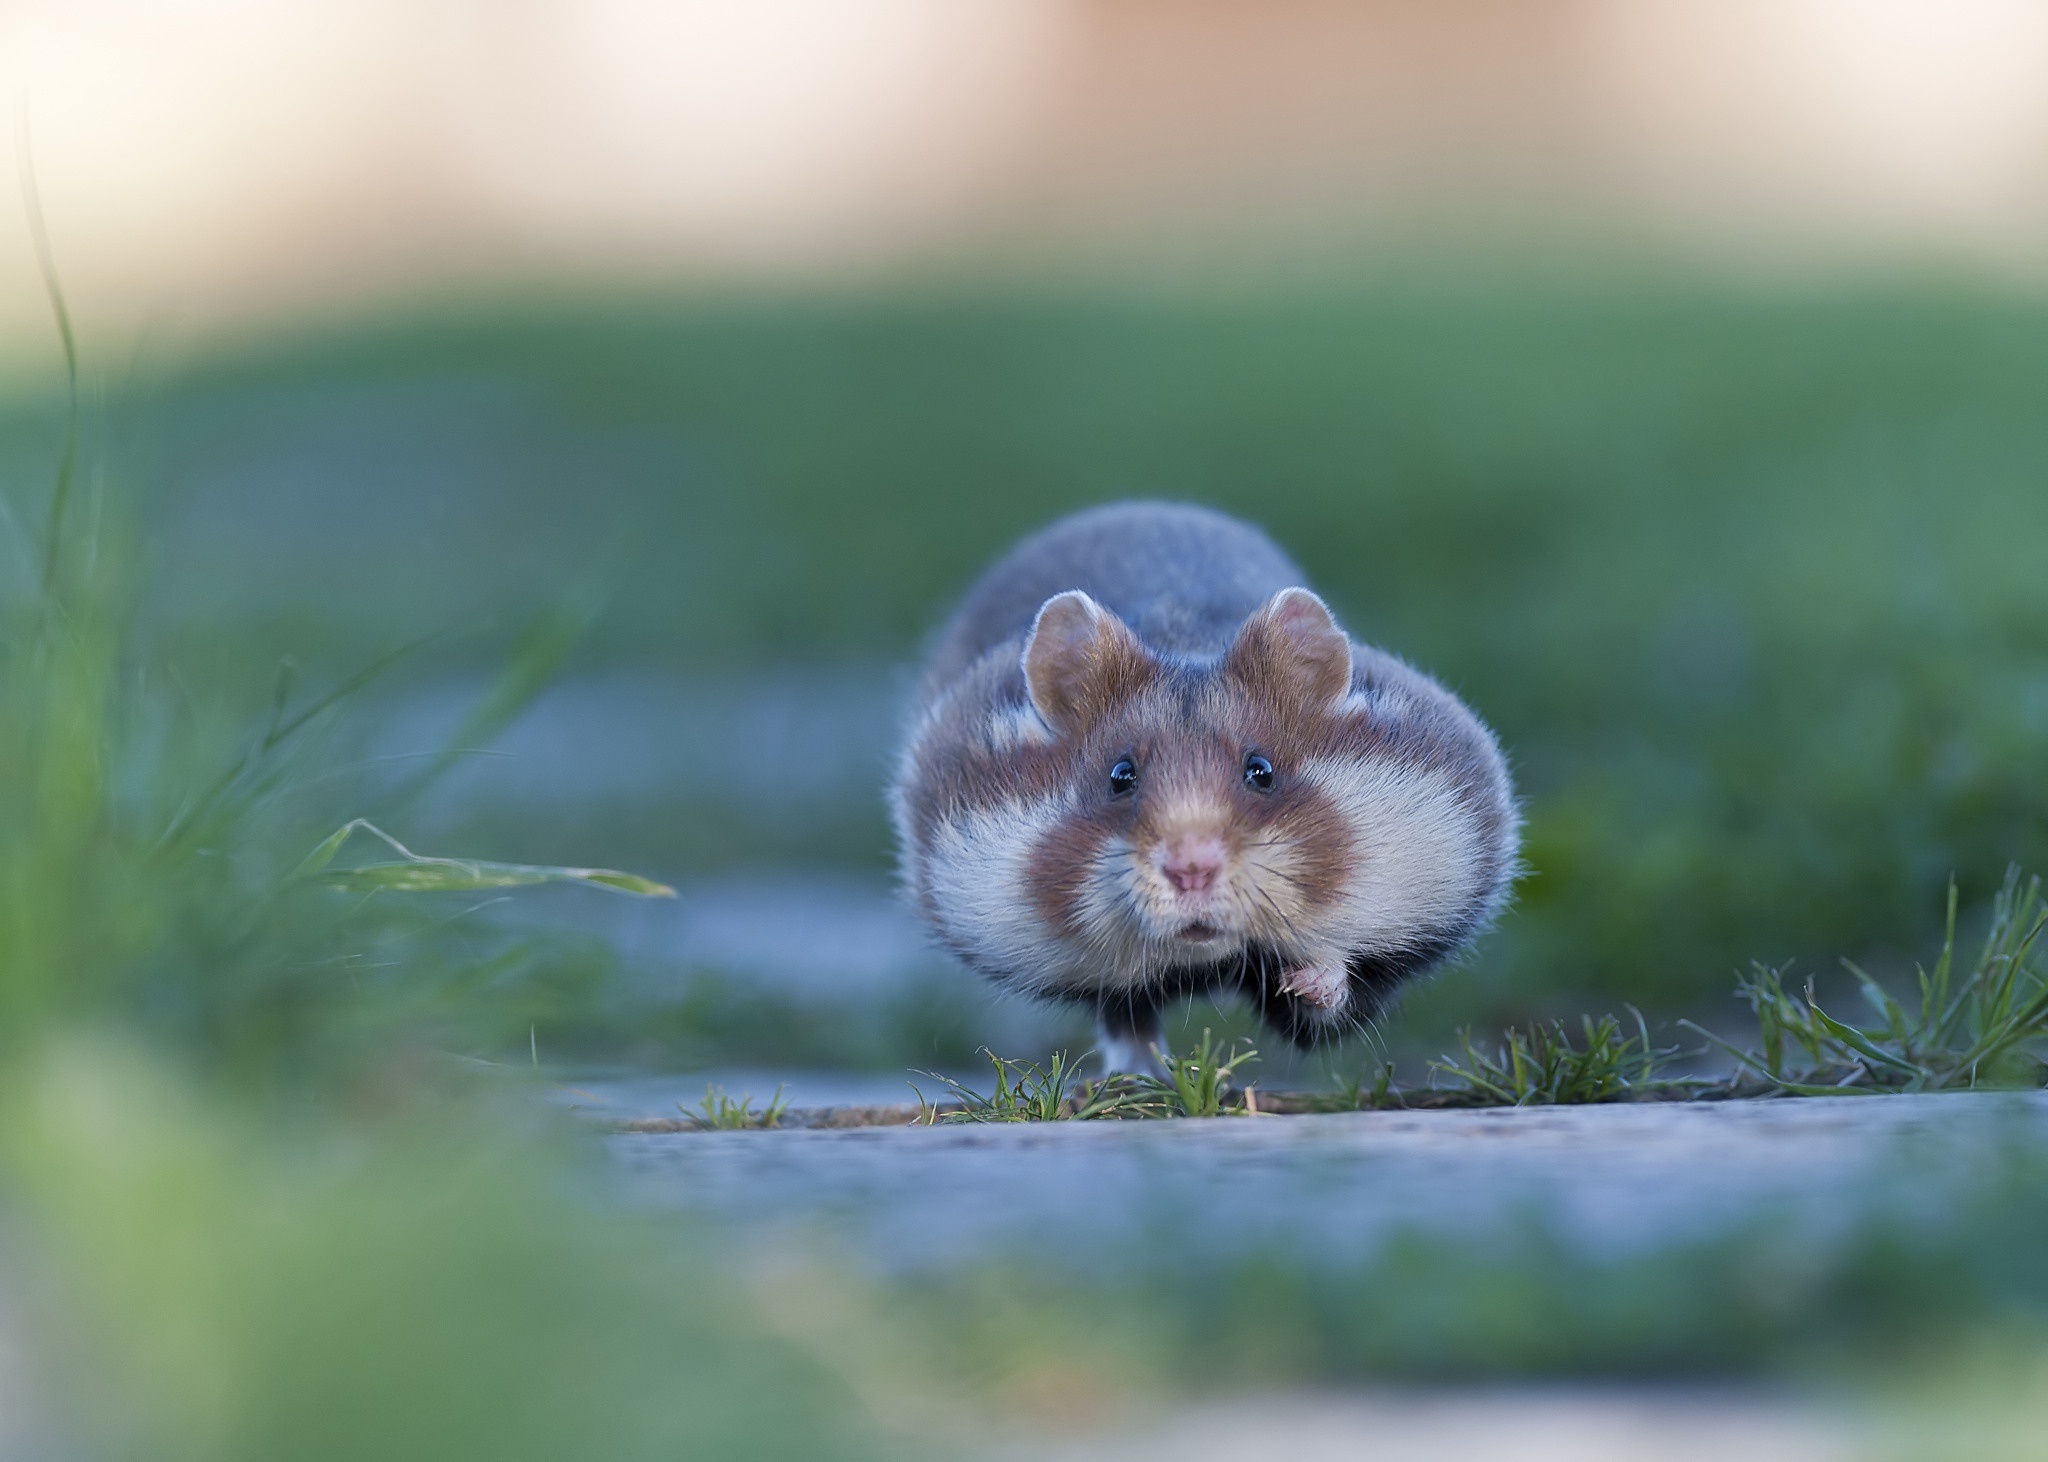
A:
975,1390,1863,1462
607,1091,2048,1272
561,1068,939,1119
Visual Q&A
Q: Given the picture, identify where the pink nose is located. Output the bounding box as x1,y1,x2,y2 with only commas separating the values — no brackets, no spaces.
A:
1160,835,1227,896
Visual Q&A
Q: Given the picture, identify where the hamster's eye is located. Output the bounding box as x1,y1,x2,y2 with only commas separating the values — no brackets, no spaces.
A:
1108,758,1139,798
1243,753,1275,793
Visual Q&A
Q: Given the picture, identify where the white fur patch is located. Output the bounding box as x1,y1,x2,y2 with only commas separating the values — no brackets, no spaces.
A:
919,792,1085,993
983,703,1054,751
1300,754,1487,953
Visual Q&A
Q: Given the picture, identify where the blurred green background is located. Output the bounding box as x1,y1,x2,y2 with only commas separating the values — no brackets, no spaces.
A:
9,6,2048,1455
8,269,2042,1068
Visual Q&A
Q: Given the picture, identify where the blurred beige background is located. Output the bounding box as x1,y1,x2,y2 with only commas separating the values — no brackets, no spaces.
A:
5,0,2048,367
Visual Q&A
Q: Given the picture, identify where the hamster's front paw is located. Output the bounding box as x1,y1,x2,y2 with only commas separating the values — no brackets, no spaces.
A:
1277,959,1349,1012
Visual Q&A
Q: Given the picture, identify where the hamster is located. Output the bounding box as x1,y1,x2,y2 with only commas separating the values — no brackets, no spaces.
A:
890,502,1518,1073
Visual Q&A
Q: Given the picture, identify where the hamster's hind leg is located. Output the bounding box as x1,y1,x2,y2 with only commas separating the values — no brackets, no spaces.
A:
1094,991,1165,1077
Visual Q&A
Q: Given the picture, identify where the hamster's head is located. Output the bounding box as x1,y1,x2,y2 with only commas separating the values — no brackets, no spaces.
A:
1018,586,1363,987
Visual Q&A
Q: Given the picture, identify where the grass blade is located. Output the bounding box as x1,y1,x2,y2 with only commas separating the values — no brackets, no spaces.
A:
1804,1004,1925,1078
301,820,675,898
21,138,78,599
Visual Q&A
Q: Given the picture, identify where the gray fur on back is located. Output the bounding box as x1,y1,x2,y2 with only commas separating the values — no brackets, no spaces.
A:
923,502,1306,691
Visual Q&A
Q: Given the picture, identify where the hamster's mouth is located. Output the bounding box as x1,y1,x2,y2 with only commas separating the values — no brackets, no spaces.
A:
1177,922,1224,943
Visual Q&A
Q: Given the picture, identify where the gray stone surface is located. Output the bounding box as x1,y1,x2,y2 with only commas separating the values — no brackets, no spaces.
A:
381,667,901,819
975,1390,1863,1462
607,1091,2048,1273
561,1068,946,1119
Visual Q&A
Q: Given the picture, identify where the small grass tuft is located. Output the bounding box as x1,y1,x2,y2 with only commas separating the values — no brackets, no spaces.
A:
1149,1028,1258,1118
1430,1008,1680,1106
1686,867,2048,1094
679,1083,791,1131
914,1035,1262,1123
1336,1061,1404,1111
912,1049,1158,1123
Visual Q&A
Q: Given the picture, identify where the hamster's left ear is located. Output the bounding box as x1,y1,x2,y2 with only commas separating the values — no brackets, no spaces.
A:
1023,590,1152,736
1228,587,1352,710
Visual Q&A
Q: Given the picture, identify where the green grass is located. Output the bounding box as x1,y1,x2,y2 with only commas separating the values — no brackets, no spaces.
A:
1429,1008,1683,1106
1151,1027,1260,1117
1375,864,2048,1106
915,1048,1130,1122
305,817,677,897
0,309,871,1455
1337,1060,1403,1111
680,1081,792,1130
915,1032,1262,1122
1687,867,2048,1095
0,380,679,1076
5,1045,875,1462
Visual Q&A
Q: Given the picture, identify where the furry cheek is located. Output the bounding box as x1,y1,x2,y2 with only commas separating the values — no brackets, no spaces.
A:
1229,835,1325,947
1071,837,1161,988
1220,779,1352,951
920,792,1085,993
1021,814,1158,991
1298,754,1490,953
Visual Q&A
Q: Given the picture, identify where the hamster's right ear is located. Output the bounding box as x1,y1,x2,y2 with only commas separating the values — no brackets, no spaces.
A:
1227,586,1353,711
1022,591,1150,737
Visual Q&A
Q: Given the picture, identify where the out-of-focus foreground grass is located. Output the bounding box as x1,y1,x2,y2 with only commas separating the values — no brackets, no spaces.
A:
0,446,883,1455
